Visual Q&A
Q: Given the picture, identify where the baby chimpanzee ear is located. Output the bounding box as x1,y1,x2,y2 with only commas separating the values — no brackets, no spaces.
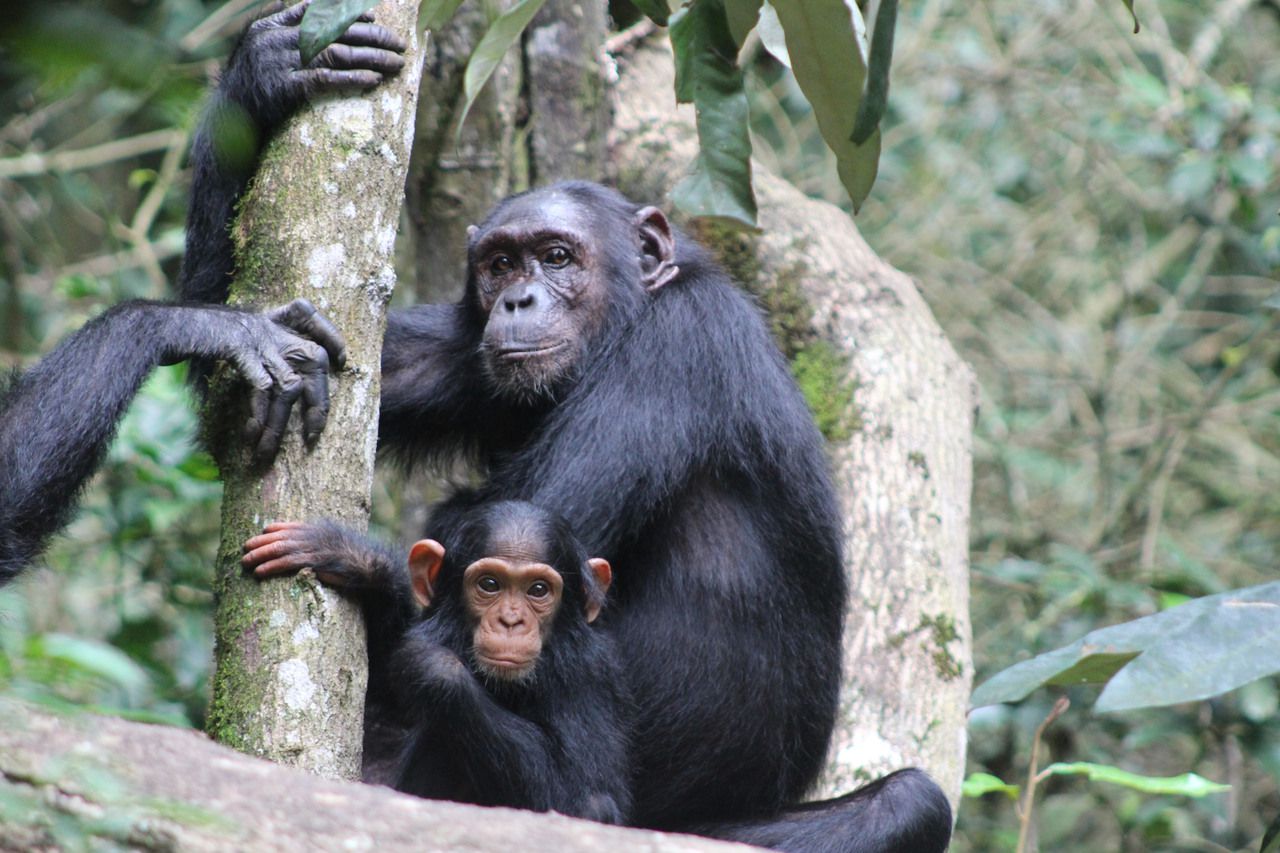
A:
584,557,612,624
408,539,446,609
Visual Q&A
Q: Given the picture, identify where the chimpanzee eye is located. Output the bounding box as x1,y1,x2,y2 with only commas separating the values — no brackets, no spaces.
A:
478,576,500,593
527,581,550,598
543,247,571,268
490,254,514,275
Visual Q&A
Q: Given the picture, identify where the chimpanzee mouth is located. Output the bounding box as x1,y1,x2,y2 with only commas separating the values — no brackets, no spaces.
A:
476,654,537,680
494,342,567,362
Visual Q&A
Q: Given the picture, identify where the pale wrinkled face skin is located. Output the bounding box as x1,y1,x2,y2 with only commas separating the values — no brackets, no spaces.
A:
463,551,564,682
469,195,610,403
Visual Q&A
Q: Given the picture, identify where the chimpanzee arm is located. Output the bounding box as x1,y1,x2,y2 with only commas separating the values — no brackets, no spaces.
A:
391,632,572,815
377,305,495,465
0,299,346,584
180,2,405,304
241,520,419,657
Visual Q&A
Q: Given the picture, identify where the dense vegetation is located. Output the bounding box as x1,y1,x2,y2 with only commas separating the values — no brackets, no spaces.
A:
1,0,1277,848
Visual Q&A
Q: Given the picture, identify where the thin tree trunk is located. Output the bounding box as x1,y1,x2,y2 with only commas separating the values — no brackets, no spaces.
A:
405,0,521,305
204,0,425,780
609,38,974,808
525,0,609,182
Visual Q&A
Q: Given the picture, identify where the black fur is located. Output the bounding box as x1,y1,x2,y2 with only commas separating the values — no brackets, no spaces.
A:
0,299,344,583
189,7,952,851
390,498,631,824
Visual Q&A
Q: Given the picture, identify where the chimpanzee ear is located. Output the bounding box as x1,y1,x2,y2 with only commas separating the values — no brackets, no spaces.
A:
584,557,612,624
408,539,446,609
634,206,679,293
466,224,479,241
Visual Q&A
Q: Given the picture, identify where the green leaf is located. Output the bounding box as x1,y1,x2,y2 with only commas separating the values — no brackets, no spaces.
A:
1042,763,1228,797
756,2,789,67
298,0,381,67
419,0,466,32
962,772,1020,800
1097,596,1280,712
724,0,762,46
457,0,548,144
849,0,896,145
971,581,1280,713
769,0,881,210
631,0,673,26
30,633,150,696
669,0,757,226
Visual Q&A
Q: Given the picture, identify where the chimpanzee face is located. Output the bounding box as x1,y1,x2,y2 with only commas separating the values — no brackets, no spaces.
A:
468,194,610,402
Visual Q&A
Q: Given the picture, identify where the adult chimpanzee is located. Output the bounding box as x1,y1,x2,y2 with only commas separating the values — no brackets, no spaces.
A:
0,298,346,584
241,497,631,825
185,5,952,852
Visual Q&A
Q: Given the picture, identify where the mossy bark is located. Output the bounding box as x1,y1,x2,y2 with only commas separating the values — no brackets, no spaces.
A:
610,39,975,809
0,698,753,853
205,1,425,780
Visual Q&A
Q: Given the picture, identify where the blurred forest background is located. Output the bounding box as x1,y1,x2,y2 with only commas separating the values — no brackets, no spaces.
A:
1,0,1277,850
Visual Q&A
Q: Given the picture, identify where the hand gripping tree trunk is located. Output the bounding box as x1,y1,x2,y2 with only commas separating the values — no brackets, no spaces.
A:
205,2,424,780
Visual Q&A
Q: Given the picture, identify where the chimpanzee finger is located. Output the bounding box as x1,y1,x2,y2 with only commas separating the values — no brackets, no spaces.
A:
299,366,331,447
268,299,348,370
256,378,302,463
314,43,406,76
294,67,383,90
250,553,315,577
243,527,301,554
260,521,308,535
335,22,407,53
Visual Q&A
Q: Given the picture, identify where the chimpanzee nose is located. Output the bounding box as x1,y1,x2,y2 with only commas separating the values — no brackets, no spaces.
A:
502,287,536,313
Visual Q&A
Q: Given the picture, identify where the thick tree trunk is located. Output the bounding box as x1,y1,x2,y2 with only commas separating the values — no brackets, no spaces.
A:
0,698,753,853
609,39,975,808
204,0,425,780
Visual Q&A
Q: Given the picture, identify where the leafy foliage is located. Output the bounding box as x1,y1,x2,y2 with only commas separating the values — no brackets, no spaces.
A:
669,0,757,225
973,582,1280,713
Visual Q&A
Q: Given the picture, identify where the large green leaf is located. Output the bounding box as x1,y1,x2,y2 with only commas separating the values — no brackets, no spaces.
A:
1042,763,1228,797
669,0,757,226
456,0,548,144
631,0,674,26
298,0,381,66
723,0,762,46
768,0,880,210
419,0,466,31
972,581,1280,713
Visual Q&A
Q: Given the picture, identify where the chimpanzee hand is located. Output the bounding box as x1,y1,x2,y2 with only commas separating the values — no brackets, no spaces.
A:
220,0,407,132
242,520,373,586
165,299,347,461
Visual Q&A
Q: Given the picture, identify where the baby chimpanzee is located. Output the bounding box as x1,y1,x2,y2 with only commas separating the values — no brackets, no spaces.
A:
242,497,631,824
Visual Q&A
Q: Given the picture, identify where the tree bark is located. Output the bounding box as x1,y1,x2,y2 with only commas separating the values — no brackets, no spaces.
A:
609,39,975,808
405,0,521,304
525,0,609,183
0,698,755,853
204,0,425,780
